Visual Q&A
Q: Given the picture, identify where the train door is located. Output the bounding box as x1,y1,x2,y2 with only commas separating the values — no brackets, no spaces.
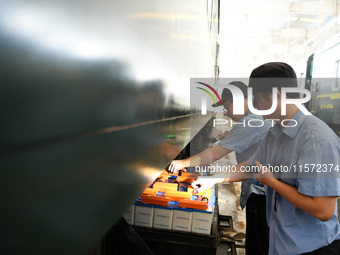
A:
310,82,319,114
304,54,314,111
333,60,340,92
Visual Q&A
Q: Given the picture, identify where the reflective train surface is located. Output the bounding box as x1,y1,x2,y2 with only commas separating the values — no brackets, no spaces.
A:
0,1,220,254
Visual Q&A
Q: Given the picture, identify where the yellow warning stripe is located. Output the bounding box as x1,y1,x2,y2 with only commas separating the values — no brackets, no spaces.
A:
316,93,340,100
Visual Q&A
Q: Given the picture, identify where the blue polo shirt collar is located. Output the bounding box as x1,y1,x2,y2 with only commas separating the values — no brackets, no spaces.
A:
270,110,306,139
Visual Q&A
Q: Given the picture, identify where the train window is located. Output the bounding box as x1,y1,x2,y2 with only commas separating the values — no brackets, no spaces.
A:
298,73,304,89
335,60,340,90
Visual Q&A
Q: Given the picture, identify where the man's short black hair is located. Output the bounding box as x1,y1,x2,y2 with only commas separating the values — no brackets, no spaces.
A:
212,81,247,107
249,62,299,98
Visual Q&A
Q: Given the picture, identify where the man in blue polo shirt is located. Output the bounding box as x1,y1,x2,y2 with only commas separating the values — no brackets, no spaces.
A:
247,62,340,255
192,62,340,254
168,81,271,255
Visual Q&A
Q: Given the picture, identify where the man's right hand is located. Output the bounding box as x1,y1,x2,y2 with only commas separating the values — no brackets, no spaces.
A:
218,130,230,140
191,173,226,193
167,160,186,174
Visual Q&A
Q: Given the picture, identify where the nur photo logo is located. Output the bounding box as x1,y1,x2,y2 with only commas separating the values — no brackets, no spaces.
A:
196,81,311,116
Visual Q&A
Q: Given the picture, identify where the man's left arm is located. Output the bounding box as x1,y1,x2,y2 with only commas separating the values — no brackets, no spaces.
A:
254,161,337,221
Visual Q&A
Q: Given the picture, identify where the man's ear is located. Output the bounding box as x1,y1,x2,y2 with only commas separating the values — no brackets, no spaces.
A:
277,89,281,100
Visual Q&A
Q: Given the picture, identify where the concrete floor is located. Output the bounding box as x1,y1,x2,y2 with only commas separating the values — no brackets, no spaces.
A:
216,182,245,255
209,114,246,255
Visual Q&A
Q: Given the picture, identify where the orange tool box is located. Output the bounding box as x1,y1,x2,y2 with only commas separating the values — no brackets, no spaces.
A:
154,175,167,183
181,172,200,178
141,196,170,207
163,190,192,201
153,182,178,193
180,172,191,177
159,170,169,176
141,188,158,197
176,176,194,183
179,200,208,210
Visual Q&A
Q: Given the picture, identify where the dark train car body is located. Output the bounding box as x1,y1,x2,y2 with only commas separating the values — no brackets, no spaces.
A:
0,1,220,254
